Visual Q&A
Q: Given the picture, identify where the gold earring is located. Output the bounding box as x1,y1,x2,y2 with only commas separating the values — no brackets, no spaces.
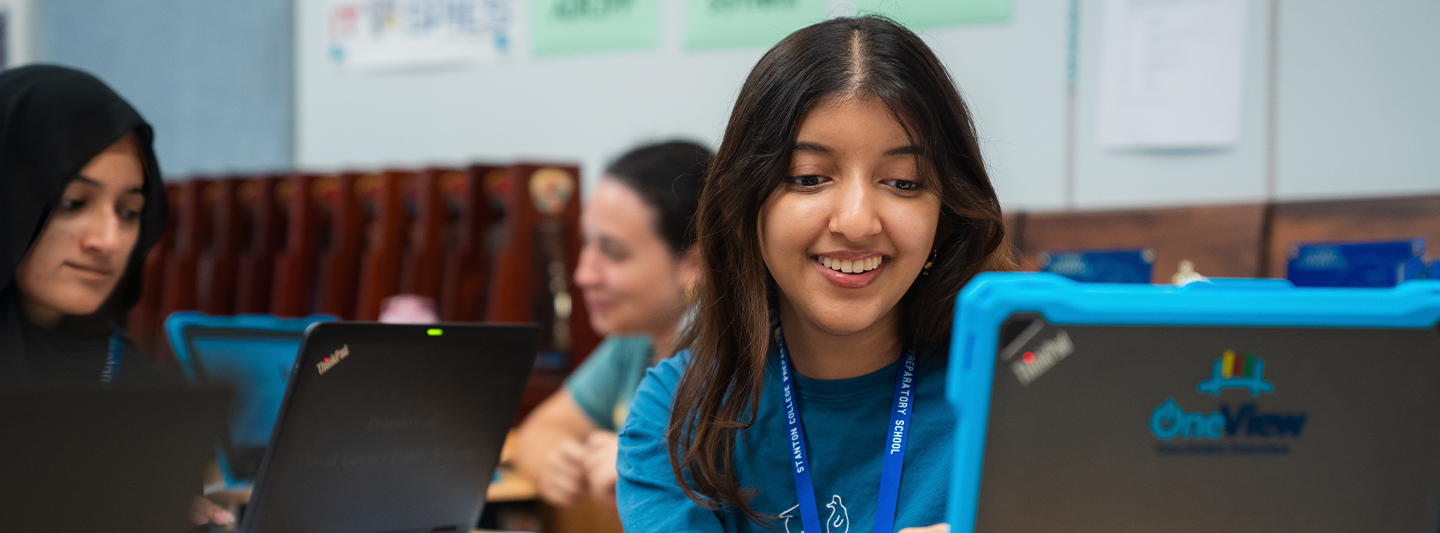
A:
684,284,698,305
922,248,937,275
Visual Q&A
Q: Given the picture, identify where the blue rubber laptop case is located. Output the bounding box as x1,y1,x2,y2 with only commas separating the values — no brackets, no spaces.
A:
947,273,1440,532
166,312,335,487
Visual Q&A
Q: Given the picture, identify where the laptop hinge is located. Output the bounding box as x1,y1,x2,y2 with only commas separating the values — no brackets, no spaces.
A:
429,527,458,533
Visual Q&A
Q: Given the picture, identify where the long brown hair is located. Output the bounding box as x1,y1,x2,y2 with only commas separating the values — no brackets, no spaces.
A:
667,16,1015,524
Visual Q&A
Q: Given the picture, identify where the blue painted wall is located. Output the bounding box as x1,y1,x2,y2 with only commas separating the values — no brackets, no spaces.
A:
37,0,293,178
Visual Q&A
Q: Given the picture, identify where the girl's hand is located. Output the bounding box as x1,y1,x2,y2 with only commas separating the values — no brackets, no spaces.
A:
537,437,589,507
190,496,235,526
898,524,950,533
581,430,621,508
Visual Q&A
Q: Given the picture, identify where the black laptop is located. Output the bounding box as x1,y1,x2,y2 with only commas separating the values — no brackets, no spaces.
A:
0,387,229,532
239,322,539,533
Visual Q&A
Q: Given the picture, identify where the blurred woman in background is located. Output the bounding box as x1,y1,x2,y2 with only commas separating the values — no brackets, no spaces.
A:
513,140,711,509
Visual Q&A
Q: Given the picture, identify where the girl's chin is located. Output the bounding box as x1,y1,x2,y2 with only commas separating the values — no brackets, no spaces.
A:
51,297,109,317
588,314,640,338
587,319,616,337
797,310,891,337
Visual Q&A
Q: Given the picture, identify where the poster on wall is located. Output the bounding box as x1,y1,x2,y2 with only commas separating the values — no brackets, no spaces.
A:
327,0,513,71
683,0,827,51
531,0,662,57
852,0,1012,29
1097,0,1248,149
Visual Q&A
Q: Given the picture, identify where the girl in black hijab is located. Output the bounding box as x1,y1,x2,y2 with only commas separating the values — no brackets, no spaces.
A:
0,64,170,386
0,64,243,526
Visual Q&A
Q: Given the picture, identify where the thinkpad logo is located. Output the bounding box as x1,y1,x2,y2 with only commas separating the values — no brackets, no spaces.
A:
317,345,350,375
1010,330,1074,385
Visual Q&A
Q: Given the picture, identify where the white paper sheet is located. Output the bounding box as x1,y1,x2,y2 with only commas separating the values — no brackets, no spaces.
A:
1097,0,1248,149
326,0,513,71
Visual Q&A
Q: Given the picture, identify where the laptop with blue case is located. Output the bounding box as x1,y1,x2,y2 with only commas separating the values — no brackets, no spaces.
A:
1286,238,1425,287
165,312,335,487
1039,248,1155,284
947,272,1440,532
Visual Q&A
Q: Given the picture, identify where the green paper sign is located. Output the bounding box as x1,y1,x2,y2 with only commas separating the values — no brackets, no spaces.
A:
532,0,662,57
683,0,829,51
853,0,1013,29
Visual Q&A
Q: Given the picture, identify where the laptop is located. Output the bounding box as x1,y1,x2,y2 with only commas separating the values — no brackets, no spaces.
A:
947,272,1440,532
0,387,229,532
166,312,335,485
240,322,539,533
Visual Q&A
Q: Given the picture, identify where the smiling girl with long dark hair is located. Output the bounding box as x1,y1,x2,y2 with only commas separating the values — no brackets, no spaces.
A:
616,15,1014,533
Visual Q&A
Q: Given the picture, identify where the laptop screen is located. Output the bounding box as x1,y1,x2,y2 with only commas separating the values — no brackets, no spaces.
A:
974,315,1440,532
185,327,306,479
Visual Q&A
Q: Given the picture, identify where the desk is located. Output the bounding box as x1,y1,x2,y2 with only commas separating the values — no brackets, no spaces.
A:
489,431,539,502
488,464,539,502
476,434,542,530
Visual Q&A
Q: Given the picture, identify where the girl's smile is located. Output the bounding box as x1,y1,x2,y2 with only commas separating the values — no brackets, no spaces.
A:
813,252,887,289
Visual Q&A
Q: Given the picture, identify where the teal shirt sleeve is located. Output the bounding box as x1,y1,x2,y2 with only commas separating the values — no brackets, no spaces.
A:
564,335,652,431
616,351,729,532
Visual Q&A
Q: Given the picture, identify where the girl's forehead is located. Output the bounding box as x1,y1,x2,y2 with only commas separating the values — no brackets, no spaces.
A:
795,99,908,145
584,180,664,240
796,95,923,147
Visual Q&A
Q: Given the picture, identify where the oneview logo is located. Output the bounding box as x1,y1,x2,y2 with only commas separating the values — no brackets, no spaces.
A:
1149,351,1306,449
1197,350,1273,396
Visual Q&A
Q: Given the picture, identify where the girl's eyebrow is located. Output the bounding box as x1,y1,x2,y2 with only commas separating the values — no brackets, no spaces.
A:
70,175,103,187
73,174,144,194
791,142,921,156
884,145,923,156
793,142,831,154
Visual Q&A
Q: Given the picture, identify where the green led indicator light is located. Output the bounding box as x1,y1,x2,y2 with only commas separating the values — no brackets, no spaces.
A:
427,328,443,336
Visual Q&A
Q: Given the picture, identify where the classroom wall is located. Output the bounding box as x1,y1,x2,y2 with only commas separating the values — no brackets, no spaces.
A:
1072,0,1273,208
295,0,1440,211
1275,0,1440,201
29,0,1434,205
34,0,294,178
295,0,1076,210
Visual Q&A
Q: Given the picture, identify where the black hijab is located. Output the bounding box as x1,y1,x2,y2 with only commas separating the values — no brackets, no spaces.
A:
0,64,169,385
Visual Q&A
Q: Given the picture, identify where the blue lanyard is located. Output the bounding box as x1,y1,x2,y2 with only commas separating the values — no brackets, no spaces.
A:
777,331,916,533
100,321,123,385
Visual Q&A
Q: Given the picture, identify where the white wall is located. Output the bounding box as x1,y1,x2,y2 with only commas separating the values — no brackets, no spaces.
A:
1,0,36,68
1275,0,1440,200
295,0,1073,211
295,0,1440,211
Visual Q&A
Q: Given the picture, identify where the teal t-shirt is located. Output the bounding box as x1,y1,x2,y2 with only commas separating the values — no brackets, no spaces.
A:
564,335,654,431
617,343,954,533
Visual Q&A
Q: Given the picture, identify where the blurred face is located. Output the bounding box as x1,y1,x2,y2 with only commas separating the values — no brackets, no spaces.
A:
574,178,698,337
758,96,940,340
14,134,146,328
